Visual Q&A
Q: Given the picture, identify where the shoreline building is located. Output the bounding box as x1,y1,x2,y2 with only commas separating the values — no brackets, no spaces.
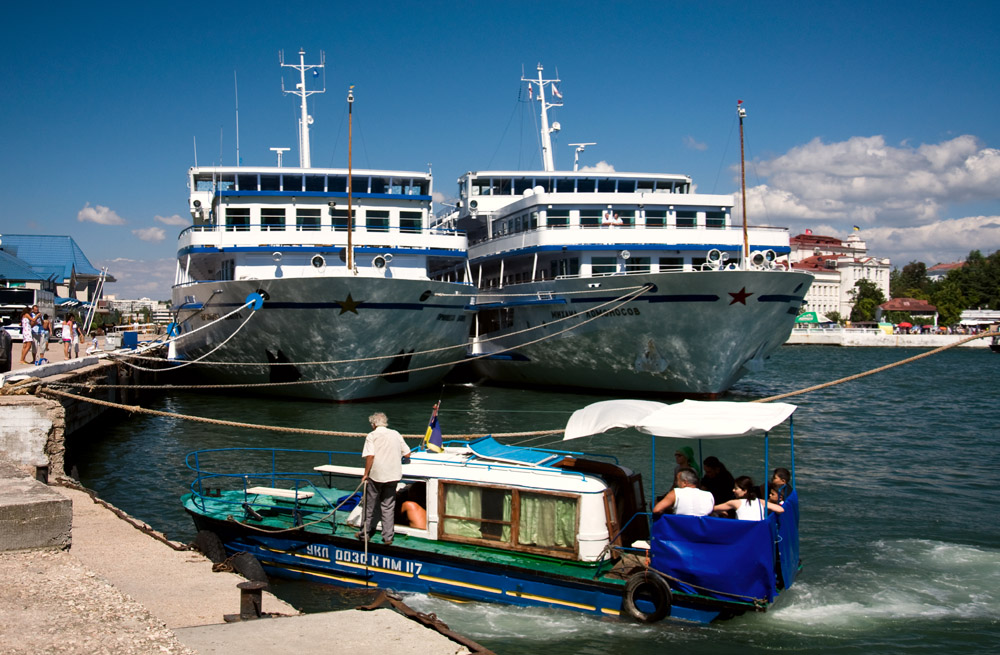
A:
786,232,890,318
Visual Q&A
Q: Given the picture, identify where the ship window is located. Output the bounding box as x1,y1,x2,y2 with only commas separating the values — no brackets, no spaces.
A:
598,179,616,193
351,177,369,194
225,207,250,231
220,259,235,280
645,210,666,227
535,178,553,192
655,181,674,193
331,209,349,231
625,257,650,273
691,257,707,270
411,179,429,195
260,175,280,191
237,174,257,191
297,208,321,231
400,211,422,233
389,178,404,195
305,175,325,192
546,210,569,228
440,482,579,557
550,257,579,278
592,257,617,275
706,211,726,229
366,210,389,232
498,178,512,195
636,180,655,192
556,178,575,193
530,212,539,229
370,177,387,194
283,175,304,192
514,178,532,195
676,211,697,228
659,257,684,271
580,210,602,227
261,208,286,231
218,175,235,191
618,180,635,193
577,178,595,192
329,176,347,193
195,178,215,191
617,210,635,226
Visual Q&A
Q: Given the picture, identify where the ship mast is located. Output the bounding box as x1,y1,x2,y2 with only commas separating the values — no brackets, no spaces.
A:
523,64,563,172
280,49,325,168
738,100,749,266
347,86,355,272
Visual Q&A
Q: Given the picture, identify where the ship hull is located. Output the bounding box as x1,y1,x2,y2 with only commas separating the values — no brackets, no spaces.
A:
471,269,812,395
171,276,471,401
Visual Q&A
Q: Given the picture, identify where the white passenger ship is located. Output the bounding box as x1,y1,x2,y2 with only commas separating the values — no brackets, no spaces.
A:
442,65,813,396
171,51,471,400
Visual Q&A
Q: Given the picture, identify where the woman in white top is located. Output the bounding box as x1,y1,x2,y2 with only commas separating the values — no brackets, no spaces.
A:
713,476,784,521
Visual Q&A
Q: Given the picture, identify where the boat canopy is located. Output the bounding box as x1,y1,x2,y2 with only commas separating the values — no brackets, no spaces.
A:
563,399,797,441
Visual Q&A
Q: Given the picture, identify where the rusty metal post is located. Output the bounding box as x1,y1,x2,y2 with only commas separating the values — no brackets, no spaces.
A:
225,580,268,622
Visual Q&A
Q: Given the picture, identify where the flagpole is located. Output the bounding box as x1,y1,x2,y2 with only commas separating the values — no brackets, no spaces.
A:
738,100,749,267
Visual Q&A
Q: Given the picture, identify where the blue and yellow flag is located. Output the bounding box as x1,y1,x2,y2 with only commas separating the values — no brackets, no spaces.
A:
853,225,860,231
423,403,443,453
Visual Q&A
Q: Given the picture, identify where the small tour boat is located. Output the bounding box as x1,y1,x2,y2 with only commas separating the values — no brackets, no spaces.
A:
182,400,800,624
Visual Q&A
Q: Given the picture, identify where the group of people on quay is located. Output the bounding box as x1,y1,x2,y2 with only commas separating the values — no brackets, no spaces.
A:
653,448,791,521
17,305,85,365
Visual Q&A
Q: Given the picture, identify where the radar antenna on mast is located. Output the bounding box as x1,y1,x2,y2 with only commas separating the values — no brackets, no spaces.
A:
522,63,563,172
569,143,596,171
280,49,325,168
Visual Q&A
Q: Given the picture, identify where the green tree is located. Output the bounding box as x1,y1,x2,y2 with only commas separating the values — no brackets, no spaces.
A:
931,279,967,326
827,311,843,325
849,278,887,322
890,261,929,298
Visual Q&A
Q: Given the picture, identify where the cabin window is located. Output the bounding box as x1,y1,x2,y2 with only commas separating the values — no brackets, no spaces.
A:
706,211,726,229
530,212,539,229
598,179,616,193
297,209,321,231
400,211,422,233
580,210,602,227
617,210,635,226
440,481,578,556
550,257,580,278
535,178,553,192
410,179,429,195
220,259,235,280
546,210,569,228
236,174,257,192
592,256,617,275
556,178,575,193
261,208,286,231
472,179,493,196
331,209,350,232
577,179,595,193
691,257,707,270
351,177,369,194
636,180,655,192
617,180,635,193
514,178,532,195
305,175,325,192
370,177,387,194
260,175,280,191
366,210,389,232
284,175,305,192
389,179,404,195
645,210,666,227
329,176,347,193
225,207,250,231
625,257,650,273
676,211,697,228
659,257,684,271
196,178,215,191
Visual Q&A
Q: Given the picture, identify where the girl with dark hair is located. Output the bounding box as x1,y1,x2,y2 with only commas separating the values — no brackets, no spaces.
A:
713,476,784,521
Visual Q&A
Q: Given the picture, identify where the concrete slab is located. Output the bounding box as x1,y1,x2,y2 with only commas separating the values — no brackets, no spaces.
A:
0,457,71,551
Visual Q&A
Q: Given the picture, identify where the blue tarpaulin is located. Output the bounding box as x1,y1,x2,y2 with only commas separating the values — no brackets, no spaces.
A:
650,510,784,604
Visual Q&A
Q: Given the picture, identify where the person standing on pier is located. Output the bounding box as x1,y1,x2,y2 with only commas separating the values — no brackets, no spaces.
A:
20,308,36,364
359,412,410,546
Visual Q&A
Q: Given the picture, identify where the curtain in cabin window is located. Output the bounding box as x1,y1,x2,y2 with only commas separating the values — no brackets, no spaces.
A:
518,492,576,548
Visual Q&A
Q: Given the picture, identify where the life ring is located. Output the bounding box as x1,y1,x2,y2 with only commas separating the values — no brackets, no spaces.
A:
622,571,672,623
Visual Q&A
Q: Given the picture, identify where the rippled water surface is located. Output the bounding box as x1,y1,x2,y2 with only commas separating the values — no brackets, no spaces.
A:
69,346,1000,654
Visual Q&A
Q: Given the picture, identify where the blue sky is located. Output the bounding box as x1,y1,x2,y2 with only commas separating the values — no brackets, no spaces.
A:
2,1,998,299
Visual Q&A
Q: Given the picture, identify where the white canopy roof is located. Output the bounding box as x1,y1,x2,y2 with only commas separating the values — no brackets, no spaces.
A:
563,399,797,441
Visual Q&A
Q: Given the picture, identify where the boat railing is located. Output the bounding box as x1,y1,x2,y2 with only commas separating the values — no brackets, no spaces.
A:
178,223,465,239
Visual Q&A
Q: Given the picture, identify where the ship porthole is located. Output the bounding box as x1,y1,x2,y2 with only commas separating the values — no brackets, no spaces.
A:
311,255,326,269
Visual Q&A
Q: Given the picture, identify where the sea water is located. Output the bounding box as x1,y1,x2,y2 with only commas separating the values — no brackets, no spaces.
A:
68,346,1000,654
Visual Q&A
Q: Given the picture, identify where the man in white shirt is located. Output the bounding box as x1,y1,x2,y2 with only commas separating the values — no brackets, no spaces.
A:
652,468,715,516
360,412,410,545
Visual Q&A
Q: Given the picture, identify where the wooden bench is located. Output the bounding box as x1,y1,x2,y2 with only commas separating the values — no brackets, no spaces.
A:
244,486,314,500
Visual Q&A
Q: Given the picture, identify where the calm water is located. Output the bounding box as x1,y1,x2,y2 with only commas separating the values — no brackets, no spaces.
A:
68,346,1000,654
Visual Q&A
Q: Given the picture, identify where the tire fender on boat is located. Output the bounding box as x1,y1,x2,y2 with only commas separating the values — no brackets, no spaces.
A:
622,570,672,623
194,530,226,564
231,552,268,583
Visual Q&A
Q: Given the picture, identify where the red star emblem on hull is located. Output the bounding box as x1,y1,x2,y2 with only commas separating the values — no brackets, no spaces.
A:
335,293,363,315
728,287,753,305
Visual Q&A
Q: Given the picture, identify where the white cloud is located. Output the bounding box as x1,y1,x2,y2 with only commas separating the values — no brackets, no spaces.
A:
77,202,125,225
859,215,1000,267
154,214,189,226
97,257,175,301
740,135,1000,231
578,160,616,173
683,136,708,152
132,227,166,242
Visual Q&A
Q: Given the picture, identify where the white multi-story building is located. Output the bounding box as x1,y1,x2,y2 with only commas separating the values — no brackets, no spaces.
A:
787,232,891,318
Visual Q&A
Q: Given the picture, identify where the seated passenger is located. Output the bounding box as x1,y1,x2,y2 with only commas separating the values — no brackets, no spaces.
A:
672,446,701,478
399,500,427,530
714,476,784,521
653,469,715,516
701,456,735,505
394,482,428,530
768,482,785,505
760,467,793,500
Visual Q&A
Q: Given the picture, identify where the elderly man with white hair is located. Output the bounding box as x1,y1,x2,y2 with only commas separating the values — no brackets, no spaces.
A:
359,412,410,546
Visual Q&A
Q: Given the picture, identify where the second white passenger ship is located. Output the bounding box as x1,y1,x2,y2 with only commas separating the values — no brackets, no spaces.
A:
170,51,471,400
441,65,813,396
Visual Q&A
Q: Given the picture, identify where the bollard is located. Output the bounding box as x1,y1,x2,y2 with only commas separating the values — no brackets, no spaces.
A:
233,580,268,621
